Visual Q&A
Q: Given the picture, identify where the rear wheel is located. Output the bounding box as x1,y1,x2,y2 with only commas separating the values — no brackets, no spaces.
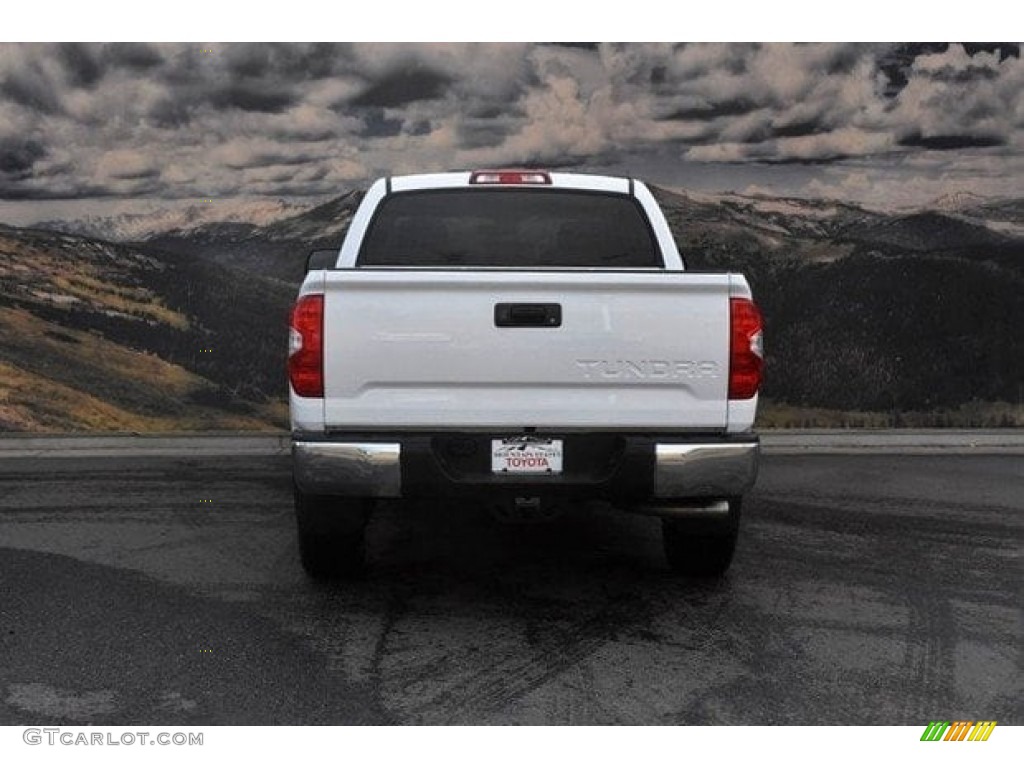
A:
294,484,373,580
661,498,742,578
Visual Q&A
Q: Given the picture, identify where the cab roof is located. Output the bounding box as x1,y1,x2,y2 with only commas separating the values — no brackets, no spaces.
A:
386,170,632,195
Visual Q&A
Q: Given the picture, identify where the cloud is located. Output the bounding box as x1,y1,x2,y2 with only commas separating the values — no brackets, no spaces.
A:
0,51,63,114
356,108,405,138
349,64,452,107
887,45,1023,151
210,138,328,171
265,104,358,142
0,42,1020,207
146,96,193,129
209,82,297,113
56,43,104,88
104,43,164,71
0,137,45,178
662,98,760,121
95,150,160,180
898,133,1004,150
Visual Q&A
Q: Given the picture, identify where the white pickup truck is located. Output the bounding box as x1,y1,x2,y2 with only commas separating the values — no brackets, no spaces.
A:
288,170,763,579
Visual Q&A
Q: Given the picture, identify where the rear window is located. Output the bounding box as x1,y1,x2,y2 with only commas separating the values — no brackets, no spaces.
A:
357,189,661,268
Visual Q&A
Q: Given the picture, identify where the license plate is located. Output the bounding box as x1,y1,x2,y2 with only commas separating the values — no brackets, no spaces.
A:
491,438,563,474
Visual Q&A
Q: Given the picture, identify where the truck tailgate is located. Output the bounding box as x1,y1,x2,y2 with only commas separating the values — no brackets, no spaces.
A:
320,270,732,431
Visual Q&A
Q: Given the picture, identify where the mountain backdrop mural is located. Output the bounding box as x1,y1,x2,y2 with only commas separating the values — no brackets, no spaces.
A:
0,43,1021,431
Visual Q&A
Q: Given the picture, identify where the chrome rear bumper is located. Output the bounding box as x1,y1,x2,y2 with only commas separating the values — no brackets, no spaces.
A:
292,441,402,497
653,442,759,499
292,437,758,501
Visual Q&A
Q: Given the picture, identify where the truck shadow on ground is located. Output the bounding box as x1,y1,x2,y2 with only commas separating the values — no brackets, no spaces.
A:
361,497,728,591
288,499,761,724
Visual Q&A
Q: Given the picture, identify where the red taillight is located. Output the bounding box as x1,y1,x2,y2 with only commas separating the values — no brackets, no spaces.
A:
729,297,763,400
469,169,551,185
288,294,323,397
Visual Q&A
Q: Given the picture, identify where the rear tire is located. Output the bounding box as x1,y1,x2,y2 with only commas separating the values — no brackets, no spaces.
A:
294,484,373,580
661,498,741,578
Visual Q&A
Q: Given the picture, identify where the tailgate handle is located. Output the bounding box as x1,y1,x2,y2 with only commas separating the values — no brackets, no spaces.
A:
494,303,562,328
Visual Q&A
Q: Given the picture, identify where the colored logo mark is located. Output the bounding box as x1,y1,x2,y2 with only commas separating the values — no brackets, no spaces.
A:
920,721,996,742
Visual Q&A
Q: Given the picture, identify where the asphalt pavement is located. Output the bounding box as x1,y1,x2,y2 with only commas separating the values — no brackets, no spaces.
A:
0,434,1021,725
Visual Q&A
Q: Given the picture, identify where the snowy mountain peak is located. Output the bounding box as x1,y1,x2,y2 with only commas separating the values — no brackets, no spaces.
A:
34,198,316,242
930,190,989,212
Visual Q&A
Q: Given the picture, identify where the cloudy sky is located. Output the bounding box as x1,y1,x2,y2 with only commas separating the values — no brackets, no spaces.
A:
0,42,1021,223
